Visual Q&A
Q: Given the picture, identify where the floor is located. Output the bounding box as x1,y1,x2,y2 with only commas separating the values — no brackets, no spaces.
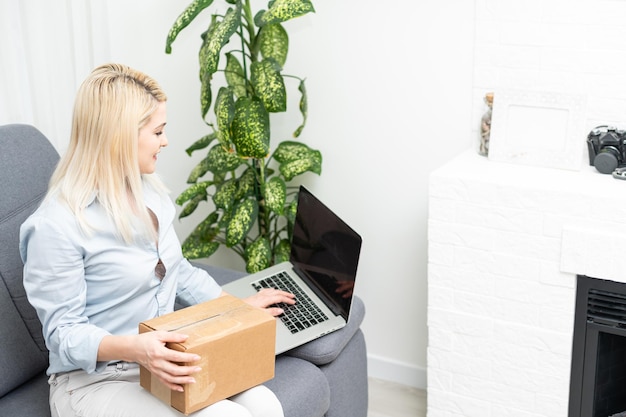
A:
367,378,426,417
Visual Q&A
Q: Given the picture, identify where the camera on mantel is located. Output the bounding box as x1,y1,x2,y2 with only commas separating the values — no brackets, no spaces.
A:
587,125,626,174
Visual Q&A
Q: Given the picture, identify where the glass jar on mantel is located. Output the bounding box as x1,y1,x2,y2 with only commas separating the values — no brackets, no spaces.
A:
479,92,493,157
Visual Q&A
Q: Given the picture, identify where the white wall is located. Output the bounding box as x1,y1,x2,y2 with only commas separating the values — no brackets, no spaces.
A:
103,0,626,390
472,0,626,138
3,0,477,389
108,0,475,389
275,2,476,387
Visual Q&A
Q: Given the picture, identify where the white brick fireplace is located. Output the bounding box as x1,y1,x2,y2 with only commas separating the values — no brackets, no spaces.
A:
427,151,626,416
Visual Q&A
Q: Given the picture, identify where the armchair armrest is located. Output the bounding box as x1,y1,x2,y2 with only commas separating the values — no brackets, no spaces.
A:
191,261,366,366
191,261,247,284
283,295,365,366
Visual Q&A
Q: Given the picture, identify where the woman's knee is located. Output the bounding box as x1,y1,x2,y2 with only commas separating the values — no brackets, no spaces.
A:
193,400,253,417
229,385,284,417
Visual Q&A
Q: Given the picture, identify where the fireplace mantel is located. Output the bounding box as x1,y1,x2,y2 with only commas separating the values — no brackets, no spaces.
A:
427,150,626,416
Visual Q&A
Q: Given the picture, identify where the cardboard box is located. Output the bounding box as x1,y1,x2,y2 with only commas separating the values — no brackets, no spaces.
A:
139,294,276,415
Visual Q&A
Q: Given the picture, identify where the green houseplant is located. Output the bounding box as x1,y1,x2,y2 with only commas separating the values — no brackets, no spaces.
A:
166,0,321,273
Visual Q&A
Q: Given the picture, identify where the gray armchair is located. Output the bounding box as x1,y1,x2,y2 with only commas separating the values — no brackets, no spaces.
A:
0,124,368,417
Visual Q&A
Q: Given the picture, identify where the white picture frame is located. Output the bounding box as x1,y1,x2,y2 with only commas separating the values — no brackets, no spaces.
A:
488,89,587,171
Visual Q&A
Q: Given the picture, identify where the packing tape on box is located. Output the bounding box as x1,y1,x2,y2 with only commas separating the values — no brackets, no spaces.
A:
189,380,217,411
149,364,218,414
163,306,248,331
165,307,250,341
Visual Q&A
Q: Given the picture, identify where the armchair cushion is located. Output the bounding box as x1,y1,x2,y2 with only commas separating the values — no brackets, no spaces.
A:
283,296,365,366
265,356,330,417
0,375,50,417
0,124,58,355
0,124,57,396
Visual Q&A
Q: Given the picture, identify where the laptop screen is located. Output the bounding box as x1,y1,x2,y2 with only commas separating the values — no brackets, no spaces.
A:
290,186,362,320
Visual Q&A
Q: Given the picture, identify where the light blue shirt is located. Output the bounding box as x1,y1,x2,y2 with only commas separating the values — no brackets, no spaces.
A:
19,181,222,375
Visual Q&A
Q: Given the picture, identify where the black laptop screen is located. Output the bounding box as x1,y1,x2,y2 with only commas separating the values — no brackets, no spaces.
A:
290,186,362,320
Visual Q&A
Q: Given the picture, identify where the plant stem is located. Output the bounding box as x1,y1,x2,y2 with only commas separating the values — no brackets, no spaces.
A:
256,159,270,239
242,0,259,62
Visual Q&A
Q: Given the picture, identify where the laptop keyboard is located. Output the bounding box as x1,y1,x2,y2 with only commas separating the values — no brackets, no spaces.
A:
252,271,329,334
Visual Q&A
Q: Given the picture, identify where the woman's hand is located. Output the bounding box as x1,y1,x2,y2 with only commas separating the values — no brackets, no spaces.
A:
241,288,296,316
99,332,202,392
134,331,203,392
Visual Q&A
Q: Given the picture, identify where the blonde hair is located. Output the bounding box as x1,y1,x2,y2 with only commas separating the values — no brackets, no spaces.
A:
47,63,168,243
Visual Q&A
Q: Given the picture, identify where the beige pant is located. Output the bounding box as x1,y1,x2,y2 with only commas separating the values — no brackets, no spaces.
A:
48,362,283,417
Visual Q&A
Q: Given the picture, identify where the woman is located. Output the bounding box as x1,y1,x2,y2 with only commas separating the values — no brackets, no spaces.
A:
19,63,294,417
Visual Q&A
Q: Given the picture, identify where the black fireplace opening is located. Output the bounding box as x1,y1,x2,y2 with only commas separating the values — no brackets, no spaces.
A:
569,275,626,417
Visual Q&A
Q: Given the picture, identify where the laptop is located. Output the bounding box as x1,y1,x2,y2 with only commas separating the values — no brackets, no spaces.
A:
223,185,362,354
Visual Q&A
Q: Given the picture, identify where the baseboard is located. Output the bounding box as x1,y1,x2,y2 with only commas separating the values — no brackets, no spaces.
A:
366,354,426,390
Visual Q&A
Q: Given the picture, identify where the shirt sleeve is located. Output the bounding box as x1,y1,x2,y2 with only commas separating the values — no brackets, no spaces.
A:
20,212,110,374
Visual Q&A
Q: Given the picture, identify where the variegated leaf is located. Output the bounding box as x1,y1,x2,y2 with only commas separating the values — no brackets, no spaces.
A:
181,213,220,258
231,97,270,158
286,197,298,238
263,177,286,214
245,237,271,273
200,4,241,74
273,140,314,163
293,78,307,137
254,0,315,27
199,4,241,116
199,16,219,117
185,132,217,156
187,156,211,183
226,199,258,246
225,53,247,98
215,87,235,148
279,150,322,181
251,59,286,113
179,193,207,219
165,0,215,54
258,23,288,68
205,143,244,173
235,168,257,200
274,239,291,264
182,238,220,259
213,180,238,210
176,181,212,205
